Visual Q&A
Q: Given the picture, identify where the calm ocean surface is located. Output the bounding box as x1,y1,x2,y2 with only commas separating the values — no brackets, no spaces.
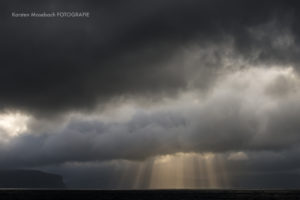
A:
0,189,300,200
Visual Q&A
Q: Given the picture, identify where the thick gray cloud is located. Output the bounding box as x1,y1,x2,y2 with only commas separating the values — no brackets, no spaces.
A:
1,0,300,116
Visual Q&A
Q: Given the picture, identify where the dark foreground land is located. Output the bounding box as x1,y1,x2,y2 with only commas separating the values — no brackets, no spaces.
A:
0,189,300,200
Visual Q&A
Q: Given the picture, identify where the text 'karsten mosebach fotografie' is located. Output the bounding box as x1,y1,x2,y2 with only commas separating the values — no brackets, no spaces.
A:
11,11,90,18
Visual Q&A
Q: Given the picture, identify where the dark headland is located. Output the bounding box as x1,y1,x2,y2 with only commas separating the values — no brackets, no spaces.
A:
0,169,65,188
0,189,299,200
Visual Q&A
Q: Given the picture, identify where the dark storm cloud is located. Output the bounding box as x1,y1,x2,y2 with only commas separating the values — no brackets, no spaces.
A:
2,0,300,115
3,0,300,188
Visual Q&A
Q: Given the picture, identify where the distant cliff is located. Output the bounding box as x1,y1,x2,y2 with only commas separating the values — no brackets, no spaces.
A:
0,169,66,188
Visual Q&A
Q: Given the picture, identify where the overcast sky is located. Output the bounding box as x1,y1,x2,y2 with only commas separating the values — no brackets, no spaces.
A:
1,0,300,188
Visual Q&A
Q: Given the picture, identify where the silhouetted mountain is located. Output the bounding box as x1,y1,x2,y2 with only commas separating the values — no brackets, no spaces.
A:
0,169,66,188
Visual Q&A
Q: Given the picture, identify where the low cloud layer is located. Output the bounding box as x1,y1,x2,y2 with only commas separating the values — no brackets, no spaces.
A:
1,66,300,167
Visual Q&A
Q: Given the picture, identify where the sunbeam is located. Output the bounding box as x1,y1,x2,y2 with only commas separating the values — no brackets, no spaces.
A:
123,153,231,189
